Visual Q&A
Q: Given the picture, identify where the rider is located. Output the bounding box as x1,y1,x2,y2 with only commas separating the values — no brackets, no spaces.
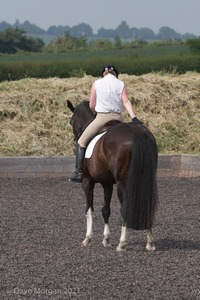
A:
69,65,142,183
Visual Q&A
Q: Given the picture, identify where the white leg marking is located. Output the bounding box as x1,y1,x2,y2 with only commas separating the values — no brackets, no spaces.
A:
116,225,127,252
146,229,156,251
86,208,93,238
102,224,111,247
82,208,93,248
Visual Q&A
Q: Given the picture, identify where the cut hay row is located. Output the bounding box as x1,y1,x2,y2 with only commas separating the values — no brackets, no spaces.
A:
0,72,199,156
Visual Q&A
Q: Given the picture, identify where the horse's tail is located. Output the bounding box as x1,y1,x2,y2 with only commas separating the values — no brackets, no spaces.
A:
121,128,159,230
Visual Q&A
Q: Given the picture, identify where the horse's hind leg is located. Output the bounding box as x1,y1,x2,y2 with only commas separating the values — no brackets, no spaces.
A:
82,208,93,248
102,183,113,247
116,222,127,252
146,229,156,251
116,182,128,251
82,178,95,248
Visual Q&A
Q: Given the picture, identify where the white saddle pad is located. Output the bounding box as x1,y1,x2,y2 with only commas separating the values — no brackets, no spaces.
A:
85,132,106,158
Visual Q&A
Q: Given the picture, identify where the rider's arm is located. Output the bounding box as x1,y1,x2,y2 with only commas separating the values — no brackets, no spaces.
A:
89,83,96,113
122,86,136,118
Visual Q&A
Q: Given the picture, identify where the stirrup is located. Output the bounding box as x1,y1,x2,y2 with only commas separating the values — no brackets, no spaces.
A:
69,170,83,183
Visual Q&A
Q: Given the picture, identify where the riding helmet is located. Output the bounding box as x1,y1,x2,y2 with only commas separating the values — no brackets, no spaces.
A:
101,65,119,78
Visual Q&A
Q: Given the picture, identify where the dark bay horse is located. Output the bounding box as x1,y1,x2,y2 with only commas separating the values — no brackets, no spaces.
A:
67,100,159,251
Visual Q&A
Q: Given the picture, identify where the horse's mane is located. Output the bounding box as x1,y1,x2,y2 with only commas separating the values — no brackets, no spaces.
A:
75,101,95,126
80,100,89,108
76,100,89,112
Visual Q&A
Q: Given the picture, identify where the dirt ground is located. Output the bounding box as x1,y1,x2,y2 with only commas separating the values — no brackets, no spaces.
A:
1,176,200,300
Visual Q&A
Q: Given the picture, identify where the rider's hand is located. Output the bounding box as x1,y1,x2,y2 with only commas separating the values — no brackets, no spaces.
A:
132,117,143,125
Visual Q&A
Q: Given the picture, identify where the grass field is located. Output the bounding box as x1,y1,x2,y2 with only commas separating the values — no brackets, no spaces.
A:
1,44,199,83
0,72,199,156
0,44,190,62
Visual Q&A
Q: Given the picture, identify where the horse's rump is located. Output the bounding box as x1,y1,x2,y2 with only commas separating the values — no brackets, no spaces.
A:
84,122,148,182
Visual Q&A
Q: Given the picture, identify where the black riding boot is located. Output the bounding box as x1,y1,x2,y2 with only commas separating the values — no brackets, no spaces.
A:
69,144,85,183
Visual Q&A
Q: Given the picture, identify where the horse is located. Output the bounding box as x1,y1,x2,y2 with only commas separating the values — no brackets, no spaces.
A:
67,100,159,251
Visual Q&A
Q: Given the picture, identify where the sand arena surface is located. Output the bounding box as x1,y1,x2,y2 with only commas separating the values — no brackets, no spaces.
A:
1,176,200,299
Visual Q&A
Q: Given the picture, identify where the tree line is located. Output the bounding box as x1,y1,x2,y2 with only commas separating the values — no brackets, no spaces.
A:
0,27,200,54
0,20,197,41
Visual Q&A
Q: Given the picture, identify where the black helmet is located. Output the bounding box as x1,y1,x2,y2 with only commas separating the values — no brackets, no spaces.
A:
101,65,119,78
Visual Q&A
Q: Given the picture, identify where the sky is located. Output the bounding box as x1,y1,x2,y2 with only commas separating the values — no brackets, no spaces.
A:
1,0,200,36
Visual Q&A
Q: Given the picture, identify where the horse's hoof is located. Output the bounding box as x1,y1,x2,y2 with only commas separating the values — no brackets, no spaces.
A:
116,246,125,252
102,239,111,248
82,239,91,248
116,242,126,252
146,243,156,251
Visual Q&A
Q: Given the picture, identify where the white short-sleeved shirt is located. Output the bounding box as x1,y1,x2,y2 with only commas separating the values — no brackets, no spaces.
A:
94,74,124,113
